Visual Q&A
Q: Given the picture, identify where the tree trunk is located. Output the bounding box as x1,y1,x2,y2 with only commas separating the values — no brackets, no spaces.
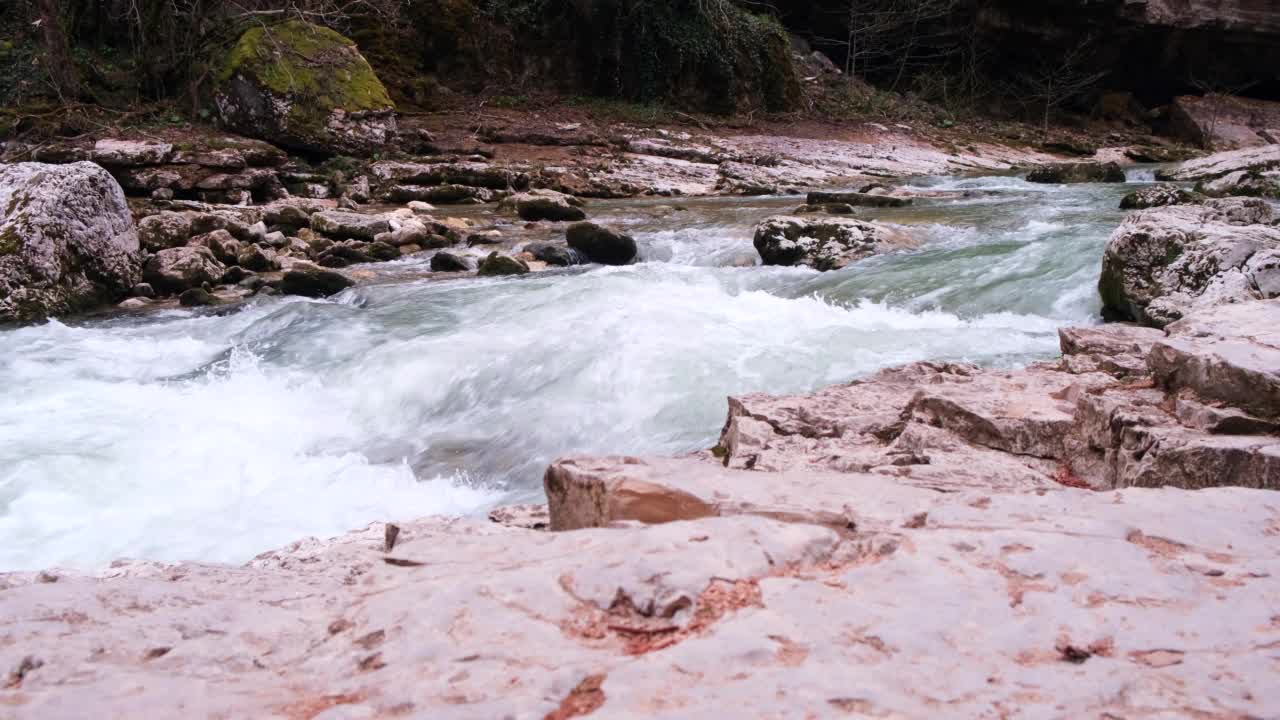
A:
35,0,82,101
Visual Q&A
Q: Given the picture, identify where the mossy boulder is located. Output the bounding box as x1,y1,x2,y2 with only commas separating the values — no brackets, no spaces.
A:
214,20,396,155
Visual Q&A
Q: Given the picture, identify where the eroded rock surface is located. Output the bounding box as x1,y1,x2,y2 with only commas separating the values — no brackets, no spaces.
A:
5,452,1279,717
1100,198,1280,327
691,302,1280,493
0,162,142,322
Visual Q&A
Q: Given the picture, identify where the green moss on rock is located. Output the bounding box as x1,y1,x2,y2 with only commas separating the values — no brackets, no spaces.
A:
214,20,395,153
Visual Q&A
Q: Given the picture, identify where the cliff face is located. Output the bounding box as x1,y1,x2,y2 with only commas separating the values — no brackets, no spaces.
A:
975,0,1280,102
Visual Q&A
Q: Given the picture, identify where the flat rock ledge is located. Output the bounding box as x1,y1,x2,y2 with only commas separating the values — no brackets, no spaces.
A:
4,302,1280,718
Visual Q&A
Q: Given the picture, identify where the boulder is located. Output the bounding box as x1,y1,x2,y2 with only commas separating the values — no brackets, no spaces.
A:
0,162,142,322
1026,162,1126,184
213,20,396,155
143,246,225,294
430,251,475,272
318,241,374,268
1118,184,1203,209
236,244,279,272
279,267,353,297
501,190,587,222
752,215,916,271
90,139,173,167
137,212,195,252
477,252,529,276
566,222,638,265
112,165,207,194
373,219,434,247
178,287,218,307
310,211,392,241
805,191,910,208
1168,94,1280,150
526,242,584,267
188,230,240,265
262,198,327,227
365,241,400,262
1099,198,1280,327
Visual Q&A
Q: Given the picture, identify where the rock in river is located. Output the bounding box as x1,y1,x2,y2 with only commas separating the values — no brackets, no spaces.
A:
1100,197,1280,327
753,215,916,271
143,246,226,294
566,222,637,265
477,252,530,276
430,250,475,273
502,190,587,222
1026,162,1126,184
0,162,142,322
279,267,353,298
1119,184,1203,210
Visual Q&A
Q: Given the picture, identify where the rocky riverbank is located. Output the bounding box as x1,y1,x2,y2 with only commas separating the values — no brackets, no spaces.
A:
2,144,1279,717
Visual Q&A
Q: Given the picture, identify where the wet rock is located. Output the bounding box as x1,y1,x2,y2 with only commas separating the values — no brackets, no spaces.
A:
477,252,529,276
430,251,474,273
407,201,435,214
806,191,911,207
130,283,155,299
1119,184,1203,209
213,21,395,155
311,211,393,241
137,212,195,252
365,241,400,262
178,288,218,307
753,215,916,271
795,203,857,215
220,266,252,284
1099,198,1280,327
143,246,226,294
565,222,637,265
279,267,353,298
150,188,174,201
1026,162,1126,184
502,190,587,222
90,139,172,167
0,162,142,322
526,242,584,267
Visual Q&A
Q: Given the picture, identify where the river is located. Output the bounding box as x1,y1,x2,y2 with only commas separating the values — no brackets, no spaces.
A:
0,172,1143,570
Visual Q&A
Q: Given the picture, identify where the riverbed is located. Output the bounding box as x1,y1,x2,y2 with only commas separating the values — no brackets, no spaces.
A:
0,172,1143,570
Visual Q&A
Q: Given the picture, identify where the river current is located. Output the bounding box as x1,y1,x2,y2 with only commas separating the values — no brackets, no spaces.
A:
0,173,1143,570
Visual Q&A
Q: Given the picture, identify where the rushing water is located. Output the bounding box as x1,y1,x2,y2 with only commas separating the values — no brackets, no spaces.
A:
0,173,1143,570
